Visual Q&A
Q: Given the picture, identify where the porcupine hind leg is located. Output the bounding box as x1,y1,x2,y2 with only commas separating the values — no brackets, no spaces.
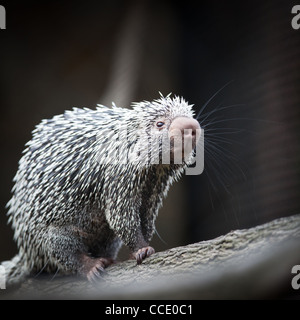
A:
79,255,114,282
43,226,116,282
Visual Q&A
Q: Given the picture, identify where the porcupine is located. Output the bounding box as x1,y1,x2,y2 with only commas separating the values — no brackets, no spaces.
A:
1,94,201,285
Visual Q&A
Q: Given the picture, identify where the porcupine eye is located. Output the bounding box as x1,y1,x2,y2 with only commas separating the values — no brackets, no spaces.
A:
156,121,165,128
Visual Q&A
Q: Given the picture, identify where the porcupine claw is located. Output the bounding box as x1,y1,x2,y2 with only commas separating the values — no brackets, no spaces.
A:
84,257,114,283
135,246,155,265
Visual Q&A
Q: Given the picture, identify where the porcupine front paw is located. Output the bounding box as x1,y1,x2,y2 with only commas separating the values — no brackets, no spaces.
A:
80,255,114,282
133,246,155,265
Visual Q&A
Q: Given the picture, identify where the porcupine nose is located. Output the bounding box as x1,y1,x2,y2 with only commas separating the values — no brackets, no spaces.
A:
169,117,200,147
169,117,201,161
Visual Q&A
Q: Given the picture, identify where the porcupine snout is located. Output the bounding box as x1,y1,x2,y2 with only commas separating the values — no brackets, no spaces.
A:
168,117,201,162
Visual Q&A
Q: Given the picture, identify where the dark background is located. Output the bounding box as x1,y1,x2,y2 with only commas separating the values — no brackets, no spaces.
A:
0,0,299,262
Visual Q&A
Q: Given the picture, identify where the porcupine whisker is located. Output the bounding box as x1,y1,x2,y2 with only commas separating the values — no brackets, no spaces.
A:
202,117,253,127
205,138,243,161
204,165,231,221
207,155,245,190
204,150,235,187
203,131,249,194
205,148,252,226
50,267,60,281
207,178,215,211
202,115,278,184
196,80,234,120
205,136,241,146
204,128,245,135
203,126,249,144
202,116,282,129
154,228,168,246
197,103,246,123
204,132,245,146
196,87,269,223
200,116,249,131
202,124,249,146
205,159,232,195
34,260,49,278
205,139,247,180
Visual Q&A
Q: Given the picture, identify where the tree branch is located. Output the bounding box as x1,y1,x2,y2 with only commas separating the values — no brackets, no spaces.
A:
2,214,300,299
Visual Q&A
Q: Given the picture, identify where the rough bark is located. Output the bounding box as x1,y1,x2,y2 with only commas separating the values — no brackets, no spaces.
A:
1,214,300,299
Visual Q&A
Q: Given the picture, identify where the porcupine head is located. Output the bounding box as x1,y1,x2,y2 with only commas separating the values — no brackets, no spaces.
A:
2,93,201,285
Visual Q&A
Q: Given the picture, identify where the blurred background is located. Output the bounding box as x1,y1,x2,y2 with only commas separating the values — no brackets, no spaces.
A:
0,0,299,262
